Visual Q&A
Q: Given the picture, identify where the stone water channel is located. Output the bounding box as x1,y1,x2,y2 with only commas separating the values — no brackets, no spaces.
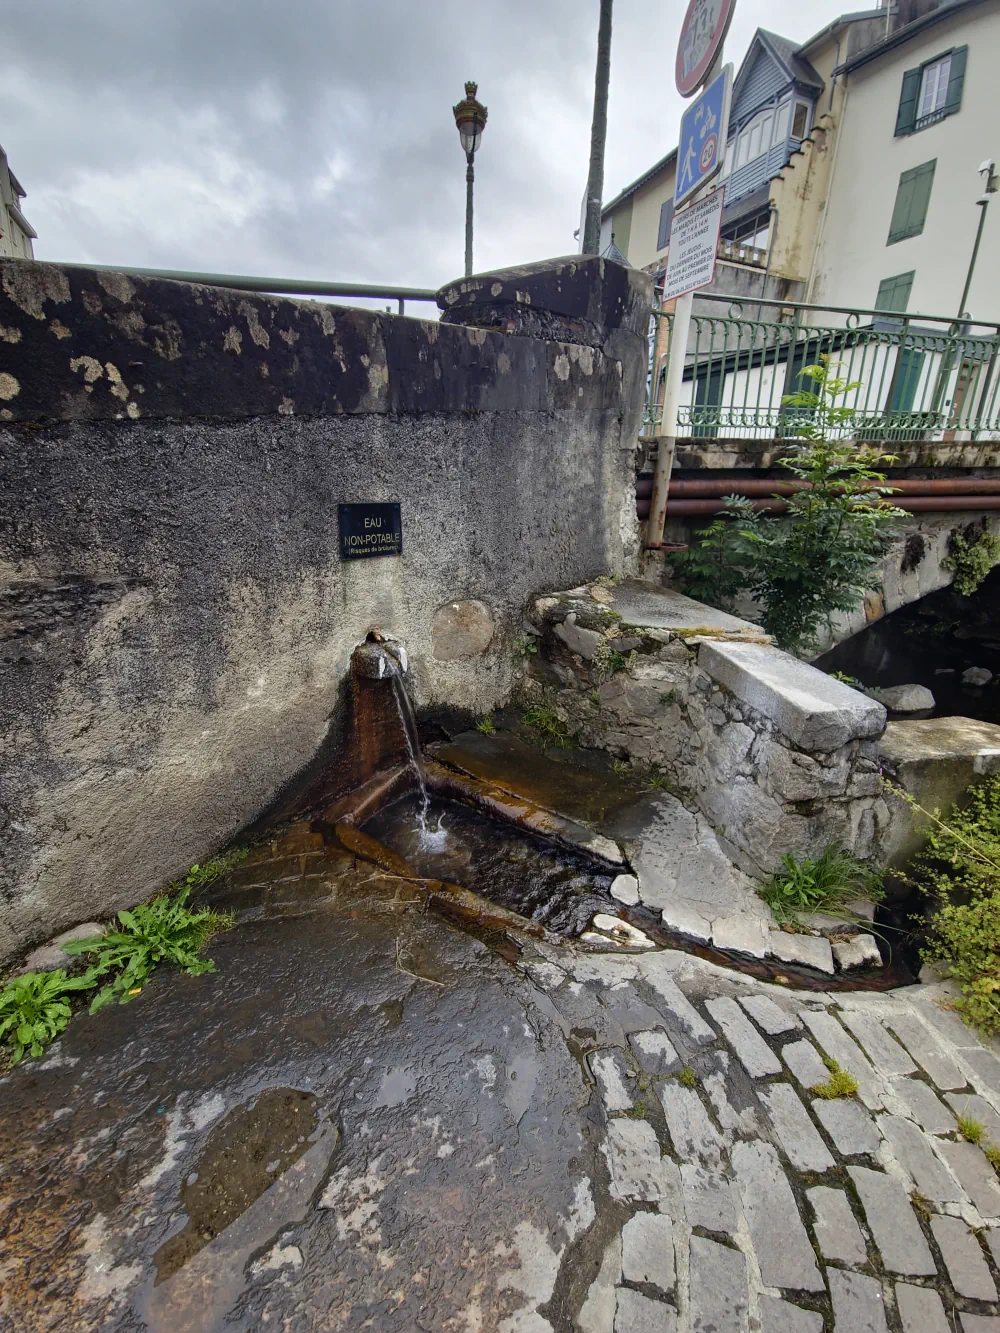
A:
6,601,1000,1331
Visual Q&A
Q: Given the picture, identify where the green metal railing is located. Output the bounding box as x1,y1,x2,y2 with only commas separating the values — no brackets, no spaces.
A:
645,293,1000,441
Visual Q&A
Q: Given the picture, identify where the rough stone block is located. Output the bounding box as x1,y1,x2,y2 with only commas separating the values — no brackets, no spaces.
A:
680,1163,738,1233
430,599,494,660
806,1185,867,1264
895,1283,951,1333
610,874,640,906
603,1119,680,1203
812,1097,881,1155
827,1271,888,1333
847,1166,936,1274
878,1114,967,1203
757,1295,823,1333
628,1029,680,1076
621,1212,674,1291
782,1039,831,1091
704,997,782,1077
738,994,800,1035
930,1214,997,1300
688,1236,749,1333
936,1140,1000,1217
659,1082,723,1165
768,932,835,975
697,640,887,752
731,1139,823,1291
614,1289,676,1333
833,935,883,971
759,1083,835,1172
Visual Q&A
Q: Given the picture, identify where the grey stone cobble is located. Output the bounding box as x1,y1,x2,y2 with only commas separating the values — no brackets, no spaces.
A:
659,1082,723,1165
738,994,800,1036
590,1050,634,1112
603,1119,681,1203
757,1295,823,1333
841,1010,918,1077
806,1185,868,1265
579,1235,621,1333
768,931,834,975
781,1039,831,1091
703,1064,761,1139
758,1083,835,1173
704,997,782,1077
800,1009,882,1109
827,1270,888,1333
601,983,673,1037
930,1214,998,1301
987,1226,1000,1267
962,1317,1000,1332
936,1140,1000,1217
731,1139,823,1291
680,1163,738,1234
962,1047,1000,1095
614,1289,676,1333
883,1013,966,1090
894,1283,951,1333
812,1097,881,1156
621,1212,674,1292
688,1235,749,1333
847,1166,936,1275
945,1092,1000,1142
889,1077,956,1134
636,958,716,1046
628,1028,680,1076
878,1114,967,1203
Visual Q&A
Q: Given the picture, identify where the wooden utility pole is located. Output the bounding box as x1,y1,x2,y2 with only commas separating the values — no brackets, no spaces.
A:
582,0,613,255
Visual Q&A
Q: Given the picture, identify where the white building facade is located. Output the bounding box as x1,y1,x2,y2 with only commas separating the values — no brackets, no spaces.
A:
0,146,36,260
810,0,999,322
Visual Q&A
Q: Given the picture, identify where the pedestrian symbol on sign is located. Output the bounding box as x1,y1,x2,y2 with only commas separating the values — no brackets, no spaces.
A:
674,65,733,206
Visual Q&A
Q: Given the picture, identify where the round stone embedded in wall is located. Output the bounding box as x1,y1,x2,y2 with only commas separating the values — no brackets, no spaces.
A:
431,600,495,661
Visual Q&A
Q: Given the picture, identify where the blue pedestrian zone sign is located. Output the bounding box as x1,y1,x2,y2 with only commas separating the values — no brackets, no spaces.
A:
675,64,733,207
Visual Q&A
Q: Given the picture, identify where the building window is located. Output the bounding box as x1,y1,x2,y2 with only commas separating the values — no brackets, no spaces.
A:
875,271,915,313
887,160,935,245
722,210,771,251
773,101,791,144
791,101,810,139
895,46,967,135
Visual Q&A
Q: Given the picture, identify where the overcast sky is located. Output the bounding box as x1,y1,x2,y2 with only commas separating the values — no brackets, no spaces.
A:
3,0,850,296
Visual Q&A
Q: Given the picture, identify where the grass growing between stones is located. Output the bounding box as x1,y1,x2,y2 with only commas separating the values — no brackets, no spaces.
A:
677,1067,698,1089
811,1058,858,1100
958,1114,986,1145
521,704,574,749
758,843,884,926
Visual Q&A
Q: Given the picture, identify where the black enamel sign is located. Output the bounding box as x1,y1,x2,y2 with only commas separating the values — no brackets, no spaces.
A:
338,503,403,560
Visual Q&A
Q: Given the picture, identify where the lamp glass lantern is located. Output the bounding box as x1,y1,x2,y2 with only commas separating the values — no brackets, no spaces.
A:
453,81,488,158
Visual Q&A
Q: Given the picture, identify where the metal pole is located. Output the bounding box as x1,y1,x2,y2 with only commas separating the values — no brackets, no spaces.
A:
958,198,989,321
582,0,613,254
465,153,475,278
646,291,694,546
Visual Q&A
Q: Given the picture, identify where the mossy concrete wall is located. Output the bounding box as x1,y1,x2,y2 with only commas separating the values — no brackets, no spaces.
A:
0,256,651,963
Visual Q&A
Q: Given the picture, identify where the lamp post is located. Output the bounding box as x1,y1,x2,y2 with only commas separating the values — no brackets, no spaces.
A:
453,81,488,278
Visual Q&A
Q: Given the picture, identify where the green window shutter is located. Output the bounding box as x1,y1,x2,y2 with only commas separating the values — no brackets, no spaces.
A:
895,67,921,135
657,199,674,251
887,160,935,244
875,271,915,313
944,45,968,114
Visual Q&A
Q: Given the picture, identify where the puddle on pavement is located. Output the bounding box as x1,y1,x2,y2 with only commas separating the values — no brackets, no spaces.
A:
153,1088,317,1284
363,792,615,936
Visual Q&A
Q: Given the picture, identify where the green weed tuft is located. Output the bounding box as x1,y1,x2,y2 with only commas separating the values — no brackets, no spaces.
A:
759,843,883,925
958,1114,985,1145
942,525,1000,596
521,704,573,749
476,717,496,735
0,968,98,1065
678,1067,697,1089
811,1058,858,1099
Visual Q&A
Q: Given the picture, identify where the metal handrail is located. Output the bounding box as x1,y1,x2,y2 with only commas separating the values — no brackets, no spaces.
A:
654,291,1000,332
49,262,439,315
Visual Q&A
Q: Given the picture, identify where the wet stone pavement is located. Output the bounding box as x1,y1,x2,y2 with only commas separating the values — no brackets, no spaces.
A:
6,831,1000,1330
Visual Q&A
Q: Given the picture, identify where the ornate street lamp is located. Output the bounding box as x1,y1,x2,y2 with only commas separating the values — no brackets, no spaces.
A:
453,81,488,277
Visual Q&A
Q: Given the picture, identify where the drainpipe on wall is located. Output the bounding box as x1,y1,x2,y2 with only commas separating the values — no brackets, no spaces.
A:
805,64,849,304
756,203,779,317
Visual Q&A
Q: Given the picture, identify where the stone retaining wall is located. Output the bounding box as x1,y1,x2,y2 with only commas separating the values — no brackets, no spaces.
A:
525,582,888,875
0,255,651,964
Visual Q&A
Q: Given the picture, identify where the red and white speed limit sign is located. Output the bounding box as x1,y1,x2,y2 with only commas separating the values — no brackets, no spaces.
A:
676,0,736,98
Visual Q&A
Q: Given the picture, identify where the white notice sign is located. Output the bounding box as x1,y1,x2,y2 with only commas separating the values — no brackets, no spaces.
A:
663,188,725,302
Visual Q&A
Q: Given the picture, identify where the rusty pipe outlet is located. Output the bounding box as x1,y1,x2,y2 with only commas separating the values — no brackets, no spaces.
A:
351,633,409,679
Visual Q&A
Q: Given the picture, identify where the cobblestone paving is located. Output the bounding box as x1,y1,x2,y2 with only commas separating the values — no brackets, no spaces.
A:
522,943,1000,1333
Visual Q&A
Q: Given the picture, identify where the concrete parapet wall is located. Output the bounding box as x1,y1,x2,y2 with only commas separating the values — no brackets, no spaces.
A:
0,256,651,963
527,581,888,876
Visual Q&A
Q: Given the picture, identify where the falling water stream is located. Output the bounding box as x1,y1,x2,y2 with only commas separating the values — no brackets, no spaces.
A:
383,654,447,852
